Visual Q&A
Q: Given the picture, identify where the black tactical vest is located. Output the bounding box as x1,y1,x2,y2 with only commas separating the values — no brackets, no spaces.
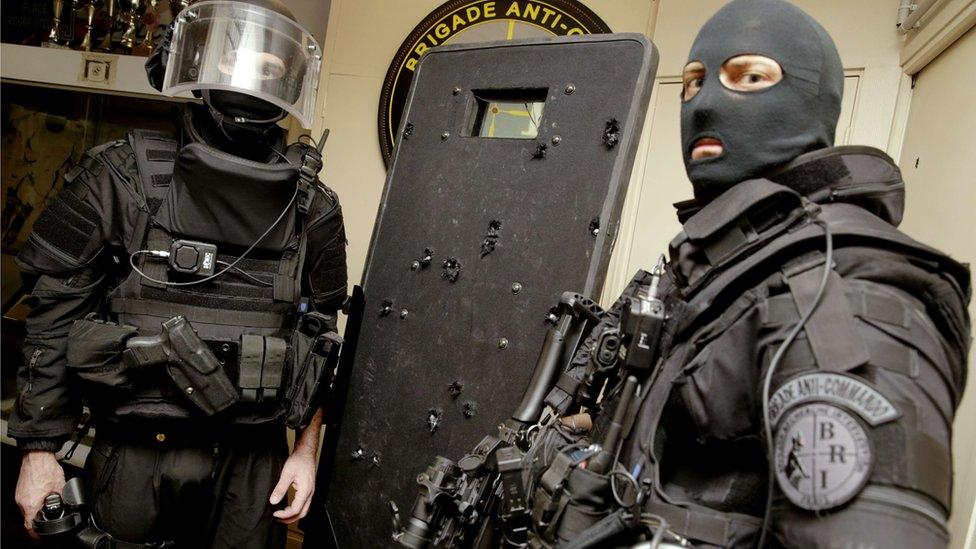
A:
96,129,325,426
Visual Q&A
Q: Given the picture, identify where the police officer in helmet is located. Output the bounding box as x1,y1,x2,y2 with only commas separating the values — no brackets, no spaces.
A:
11,0,347,546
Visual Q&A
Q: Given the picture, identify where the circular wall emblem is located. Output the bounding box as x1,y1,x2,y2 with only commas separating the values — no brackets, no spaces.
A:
378,0,612,164
773,403,873,511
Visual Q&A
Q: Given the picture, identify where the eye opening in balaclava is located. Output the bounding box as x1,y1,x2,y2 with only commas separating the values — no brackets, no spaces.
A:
680,0,844,203
682,54,785,102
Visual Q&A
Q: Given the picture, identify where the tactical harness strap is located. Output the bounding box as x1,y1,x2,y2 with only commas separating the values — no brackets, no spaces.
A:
782,253,870,373
109,297,290,329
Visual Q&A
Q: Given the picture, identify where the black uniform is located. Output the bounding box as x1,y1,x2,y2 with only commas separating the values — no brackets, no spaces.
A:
548,147,970,547
9,104,348,547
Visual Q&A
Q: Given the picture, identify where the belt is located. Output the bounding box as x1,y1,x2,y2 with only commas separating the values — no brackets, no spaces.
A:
94,420,284,448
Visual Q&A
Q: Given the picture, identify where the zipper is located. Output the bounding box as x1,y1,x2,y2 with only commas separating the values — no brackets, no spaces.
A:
858,485,947,528
27,233,87,270
26,348,42,393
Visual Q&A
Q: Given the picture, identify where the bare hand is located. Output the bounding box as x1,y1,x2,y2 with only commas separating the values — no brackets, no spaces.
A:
15,451,65,534
269,448,317,524
560,413,593,433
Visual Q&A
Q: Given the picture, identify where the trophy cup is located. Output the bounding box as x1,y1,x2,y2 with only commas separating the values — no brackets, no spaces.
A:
118,0,147,52
132,0,158,56
74,0,103,51
44,0,67,47
98,0,115,52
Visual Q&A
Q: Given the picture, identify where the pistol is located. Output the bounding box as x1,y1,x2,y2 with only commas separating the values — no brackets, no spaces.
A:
124,316,239,415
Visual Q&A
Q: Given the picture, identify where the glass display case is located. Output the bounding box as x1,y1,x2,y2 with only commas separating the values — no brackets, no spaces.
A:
1,81,180,442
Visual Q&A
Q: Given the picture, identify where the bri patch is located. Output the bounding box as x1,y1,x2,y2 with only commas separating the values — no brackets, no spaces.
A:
768,372,899,427
774,404,873,511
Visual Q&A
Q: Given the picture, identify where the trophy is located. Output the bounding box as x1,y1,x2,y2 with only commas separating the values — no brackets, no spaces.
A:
98,0,115,52
117,0,144,51
73,0,103,51
44,0,67,47
132,0,158,56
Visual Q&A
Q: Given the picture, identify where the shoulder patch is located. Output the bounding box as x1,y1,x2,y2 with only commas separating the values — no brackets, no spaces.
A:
769,372,899,427
774,403,873,511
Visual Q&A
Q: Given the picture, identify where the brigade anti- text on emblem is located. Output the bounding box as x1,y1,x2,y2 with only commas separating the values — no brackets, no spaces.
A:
774,403,873,511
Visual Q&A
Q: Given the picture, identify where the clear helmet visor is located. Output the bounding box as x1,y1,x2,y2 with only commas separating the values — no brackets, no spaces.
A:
161,0,322,128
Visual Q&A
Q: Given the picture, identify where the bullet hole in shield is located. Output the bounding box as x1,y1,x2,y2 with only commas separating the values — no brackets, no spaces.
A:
412,247,434,271
442,257,462,283
380,299,393,317
603,118,621,149
589,217,601,237
532,143,548,159
369,451,381,468
427,408,443,433
462,401,476,419
481,220,502,257
403,122,415,139
351,446,365,460
449,380,463,399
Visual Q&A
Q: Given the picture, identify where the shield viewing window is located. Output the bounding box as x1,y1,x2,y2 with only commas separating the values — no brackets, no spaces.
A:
469,88,548,139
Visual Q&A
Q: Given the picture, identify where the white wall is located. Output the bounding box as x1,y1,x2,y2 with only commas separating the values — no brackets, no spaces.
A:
898,26,976,549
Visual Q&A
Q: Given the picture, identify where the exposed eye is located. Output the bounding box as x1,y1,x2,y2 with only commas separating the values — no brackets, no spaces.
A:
218,50,287,81
681,61,706,101
720,55,783,92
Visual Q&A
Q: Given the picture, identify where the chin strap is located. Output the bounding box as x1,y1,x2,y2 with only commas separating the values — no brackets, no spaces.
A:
201,90,287,143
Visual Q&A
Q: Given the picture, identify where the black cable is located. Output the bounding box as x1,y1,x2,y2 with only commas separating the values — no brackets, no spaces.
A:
216,260,274,287
756,219,834,548
128,186,298,287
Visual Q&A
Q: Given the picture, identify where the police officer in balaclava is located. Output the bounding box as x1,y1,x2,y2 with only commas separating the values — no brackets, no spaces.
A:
522,1,970,547
11,1,348,547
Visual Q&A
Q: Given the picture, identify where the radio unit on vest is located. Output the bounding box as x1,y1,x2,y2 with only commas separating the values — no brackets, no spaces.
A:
168,239,218,277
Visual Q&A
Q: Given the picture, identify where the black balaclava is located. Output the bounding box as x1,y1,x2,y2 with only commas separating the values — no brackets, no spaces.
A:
681,0,844,202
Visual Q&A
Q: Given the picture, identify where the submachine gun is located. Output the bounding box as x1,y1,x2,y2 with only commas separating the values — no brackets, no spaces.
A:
394,260,669,548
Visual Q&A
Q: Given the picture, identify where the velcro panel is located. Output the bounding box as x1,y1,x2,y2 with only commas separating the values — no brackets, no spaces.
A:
32,186,100,262
146,148,176,162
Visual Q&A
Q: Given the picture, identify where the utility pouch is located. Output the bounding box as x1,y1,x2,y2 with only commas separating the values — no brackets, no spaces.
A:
66,317,138,389
283,312,341,430
238,335,288,403
553,466,616,544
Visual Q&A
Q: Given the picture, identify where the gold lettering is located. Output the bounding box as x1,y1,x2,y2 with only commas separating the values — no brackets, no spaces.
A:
435,22,450,39
426,33,439,46
567,28,584,35
524,3,540,20
452,13,466,30
466,6,482,23
551,13,562,28
505,1,520,17
541,7,555,24
484,1,496,18
413,43,429,57
406,58,418,71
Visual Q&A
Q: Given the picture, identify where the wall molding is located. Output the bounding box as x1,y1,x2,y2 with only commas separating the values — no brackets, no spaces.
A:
900,0,976,74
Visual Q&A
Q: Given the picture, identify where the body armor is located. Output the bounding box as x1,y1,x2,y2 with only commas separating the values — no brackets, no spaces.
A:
10,110,348,443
